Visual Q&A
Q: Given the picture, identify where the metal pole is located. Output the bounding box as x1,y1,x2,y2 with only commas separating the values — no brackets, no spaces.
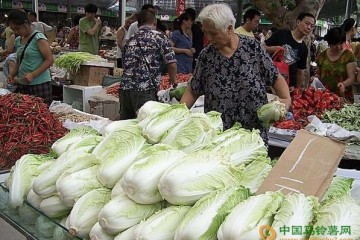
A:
33,0,39,17
345,0,351,19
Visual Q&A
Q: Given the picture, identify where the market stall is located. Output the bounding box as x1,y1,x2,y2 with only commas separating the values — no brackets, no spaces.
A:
0,99,360,240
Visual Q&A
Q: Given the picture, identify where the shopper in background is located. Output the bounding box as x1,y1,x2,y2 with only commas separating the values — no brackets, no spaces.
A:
2,25,14,49
27,11,52,34
0,18,6,49
185,8,204,69
234,8,261,38
101,21,112,36
79,4,102,55
314,27,357,102
66,15,81,50
2,53,17,92
120,10,177,120
116,14,137,68
7,10,54,105
265,12,315,88
170,12,195,74
341,18,357,52
180,3,291,145
125,4,156,40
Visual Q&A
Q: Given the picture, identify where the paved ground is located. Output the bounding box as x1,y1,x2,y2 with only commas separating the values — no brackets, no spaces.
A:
0,218,26,240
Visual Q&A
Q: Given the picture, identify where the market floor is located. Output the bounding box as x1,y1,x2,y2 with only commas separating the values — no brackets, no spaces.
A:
0,218,26,240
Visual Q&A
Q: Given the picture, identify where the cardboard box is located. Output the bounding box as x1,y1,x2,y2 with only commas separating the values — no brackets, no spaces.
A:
257,130,345,200
70,62,114,86
89,100,120,121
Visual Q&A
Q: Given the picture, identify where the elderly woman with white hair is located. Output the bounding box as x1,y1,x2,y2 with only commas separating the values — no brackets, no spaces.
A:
180,3,291,145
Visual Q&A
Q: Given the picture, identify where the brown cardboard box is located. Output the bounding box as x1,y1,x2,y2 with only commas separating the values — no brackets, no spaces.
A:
257,130,345,200
89,100,120,121
70,62,114,86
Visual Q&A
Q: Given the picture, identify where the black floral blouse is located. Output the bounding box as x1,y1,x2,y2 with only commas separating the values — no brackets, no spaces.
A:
190,35,279,143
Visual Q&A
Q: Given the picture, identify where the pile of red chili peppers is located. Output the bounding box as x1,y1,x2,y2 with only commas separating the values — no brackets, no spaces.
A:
273,87,344,130
0,94,68,169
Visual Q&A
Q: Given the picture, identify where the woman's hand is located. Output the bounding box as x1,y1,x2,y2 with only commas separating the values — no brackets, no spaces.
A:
337,82,346,93
183,49,194,57
23,72,34,83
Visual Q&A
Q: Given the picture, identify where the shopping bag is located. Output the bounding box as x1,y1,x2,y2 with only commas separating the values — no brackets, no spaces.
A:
272,48,290,85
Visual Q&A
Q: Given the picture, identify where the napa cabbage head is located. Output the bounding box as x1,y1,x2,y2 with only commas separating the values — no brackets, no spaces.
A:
206,111,223,132
51,127,100,157
160,113,216,153
104,119,139,136
270,193,319,240
211,128,267,166
67,135,104,153
321,176,354,203
68,188,111,238
134,206,191,240
98,192,163,235
114,224,139,240
56,165,103,207
121,144,186,204
217,191,284,240
93,125,149,188
138,103,190,144
257,100,286,127
239,157,272,193
158,150,244,205
89,222,114,240
33,150,99,198
175,187,250,240
137,101,170,122
9,154,54,208
39,195,71,218
310,195,360,239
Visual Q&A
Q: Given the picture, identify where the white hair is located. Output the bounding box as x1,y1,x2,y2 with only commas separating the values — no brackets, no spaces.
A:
198,3,236,33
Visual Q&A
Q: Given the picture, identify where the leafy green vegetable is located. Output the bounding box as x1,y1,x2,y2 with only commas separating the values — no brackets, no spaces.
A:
54,52,105,73
321,176,354,203
323,103,360,131
257,100,286,127
217,192,284,240
175,187,250,240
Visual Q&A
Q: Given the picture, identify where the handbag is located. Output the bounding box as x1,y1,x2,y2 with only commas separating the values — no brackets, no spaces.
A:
272,48,290,85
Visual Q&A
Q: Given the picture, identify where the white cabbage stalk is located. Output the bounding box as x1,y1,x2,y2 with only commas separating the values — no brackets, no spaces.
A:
217,191,284,240
90,222,115,240
94,125,149,188
321,176,354,203
271,193,318,240
56,165,103,207
210,122,244,146
18,203,40,225
239,158,272,193
98,193,163,235
111,179,124,199
39,195,72,218
27,189,43,209
211,129,267,166
175,187,250,240
67,135,104,153
33,150,98,198
121,144,186,204
137,101,170,122
160,113,216,153
68,188,111,238
134,206,191,240
310,196,360,239
4,166,13,188
35,215,58,238
51,127,100,157
158,151,244,205
114,224,139,240
104,119,139,136
206,111,223,132
9,154,54,207
138,103,190,144
53,217,73,240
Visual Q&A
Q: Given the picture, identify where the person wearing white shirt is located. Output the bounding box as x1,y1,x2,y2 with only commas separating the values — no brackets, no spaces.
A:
28,11,52,34
125,4,156,40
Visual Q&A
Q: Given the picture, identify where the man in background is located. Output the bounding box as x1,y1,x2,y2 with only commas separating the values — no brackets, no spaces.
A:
79,4,102,54
28,11,52,34
235,8,261,38
125,4,156,40
185,8,204,69
120,10,177,119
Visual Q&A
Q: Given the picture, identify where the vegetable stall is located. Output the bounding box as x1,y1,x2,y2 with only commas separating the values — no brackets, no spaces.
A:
0,101,359,240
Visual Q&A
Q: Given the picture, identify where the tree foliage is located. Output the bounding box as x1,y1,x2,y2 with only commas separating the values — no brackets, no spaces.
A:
251,0,326,29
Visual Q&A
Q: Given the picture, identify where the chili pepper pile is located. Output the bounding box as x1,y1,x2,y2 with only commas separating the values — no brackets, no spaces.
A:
273,87,343,130
160,73,192,90
106,82,120,98
0,93,68,169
